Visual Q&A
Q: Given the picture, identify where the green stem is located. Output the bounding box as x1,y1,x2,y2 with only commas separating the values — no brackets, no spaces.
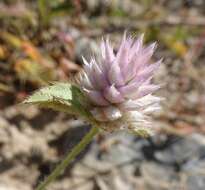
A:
36,126,99,190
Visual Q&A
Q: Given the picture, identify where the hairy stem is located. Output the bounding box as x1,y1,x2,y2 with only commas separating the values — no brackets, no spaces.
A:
36,126,99,190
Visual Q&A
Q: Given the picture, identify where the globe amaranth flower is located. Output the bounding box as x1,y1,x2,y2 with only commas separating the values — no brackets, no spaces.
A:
79,32,162,134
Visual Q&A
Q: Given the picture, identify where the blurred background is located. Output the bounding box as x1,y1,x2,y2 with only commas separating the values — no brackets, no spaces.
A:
0,0,205,189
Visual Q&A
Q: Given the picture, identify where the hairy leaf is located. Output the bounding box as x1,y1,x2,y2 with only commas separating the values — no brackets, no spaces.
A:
23,83,93,119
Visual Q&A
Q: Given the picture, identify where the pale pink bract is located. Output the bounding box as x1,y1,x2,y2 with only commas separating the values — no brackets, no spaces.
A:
79,32,162,133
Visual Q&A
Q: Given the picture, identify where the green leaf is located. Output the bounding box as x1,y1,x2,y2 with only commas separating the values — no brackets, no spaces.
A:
24,83,72,103
23,83,93,120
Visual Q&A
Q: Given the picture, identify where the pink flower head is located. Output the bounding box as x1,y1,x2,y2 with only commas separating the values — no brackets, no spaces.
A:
79,32,162,134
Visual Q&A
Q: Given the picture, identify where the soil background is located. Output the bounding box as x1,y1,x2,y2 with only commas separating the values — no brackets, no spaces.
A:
0,0,205,189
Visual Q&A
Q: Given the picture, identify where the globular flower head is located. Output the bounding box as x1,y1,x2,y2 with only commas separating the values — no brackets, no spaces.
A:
79,32,162,135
